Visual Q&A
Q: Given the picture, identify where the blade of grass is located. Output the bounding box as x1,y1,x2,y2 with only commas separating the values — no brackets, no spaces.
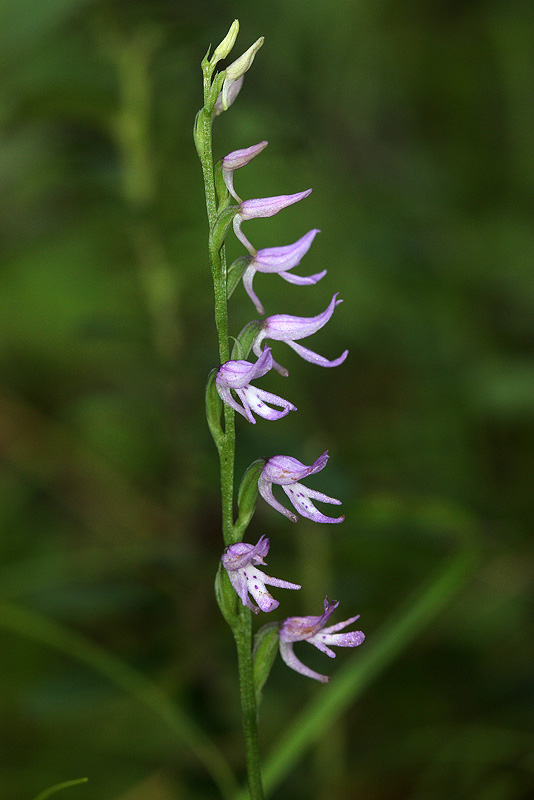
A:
261,545,480,796
32,777,88,800
0,602,238,800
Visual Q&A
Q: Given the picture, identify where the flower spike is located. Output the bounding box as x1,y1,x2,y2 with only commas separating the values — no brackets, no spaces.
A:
222,535,301,614
259,450,344,523
216,347,296,424
222,141,269,202
233,189,312,254
243,229,325,314
279,597,365,682
252,293,348,375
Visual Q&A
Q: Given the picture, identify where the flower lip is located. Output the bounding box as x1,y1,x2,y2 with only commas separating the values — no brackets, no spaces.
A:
278,597,365,682
258,450,344,524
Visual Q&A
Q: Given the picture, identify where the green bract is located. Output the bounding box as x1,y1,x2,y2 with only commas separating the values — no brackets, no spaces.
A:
234,458,267,541
252,623,280,712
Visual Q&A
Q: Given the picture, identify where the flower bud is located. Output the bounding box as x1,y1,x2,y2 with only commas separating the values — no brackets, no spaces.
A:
222,36,264,110
211,19,239,67
213,76,243,117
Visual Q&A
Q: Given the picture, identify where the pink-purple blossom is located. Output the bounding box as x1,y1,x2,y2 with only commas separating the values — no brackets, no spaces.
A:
222,535,301,614
252,293,349,376
233,189,312,254
279,597,365,682
242,229,325,314
258,450,344,523
215,347,296,424
222,141,269,203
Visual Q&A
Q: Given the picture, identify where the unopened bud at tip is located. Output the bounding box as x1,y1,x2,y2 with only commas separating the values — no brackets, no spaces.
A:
225,36,264,82
211,19,240,66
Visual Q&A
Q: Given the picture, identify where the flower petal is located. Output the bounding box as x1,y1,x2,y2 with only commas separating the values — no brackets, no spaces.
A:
321,630,366,647
279,640,330,683
253,229,320,272
260,293,342,342
261,452,329,485
242,263,266,315
217,350,272,390
238,189,312,221
258,477,299,523
240,386,296,421
286,340,349,368
283,484,344,524
279,269,327,286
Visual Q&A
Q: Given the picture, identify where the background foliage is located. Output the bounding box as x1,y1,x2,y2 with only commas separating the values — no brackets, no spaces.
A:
1,1,533,798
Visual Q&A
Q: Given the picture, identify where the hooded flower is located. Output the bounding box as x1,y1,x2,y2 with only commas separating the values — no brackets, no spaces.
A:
222,141,269,203
222,535,301,614
233,189,312,254
279,597,365,682
258,450,344,523
252,293,348,375
242,229,325,314
216,347,296,424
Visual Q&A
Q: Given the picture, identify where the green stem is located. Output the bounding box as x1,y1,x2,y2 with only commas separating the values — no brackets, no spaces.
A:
196,58,263,799
197,94,235,545
235,607,265,799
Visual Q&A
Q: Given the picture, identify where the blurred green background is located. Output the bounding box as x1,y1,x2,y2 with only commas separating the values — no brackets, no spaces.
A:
1,0,533,798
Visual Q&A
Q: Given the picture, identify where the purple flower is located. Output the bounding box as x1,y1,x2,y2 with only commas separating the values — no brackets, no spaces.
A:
242,229,326,314
216,347,296,424
279,597,365,682
222,535,301,614
233,189,312,254
222,141,268,203
258,450,344,523
252,293,348,376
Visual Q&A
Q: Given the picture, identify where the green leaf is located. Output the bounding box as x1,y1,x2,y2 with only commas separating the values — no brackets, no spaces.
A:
32,778,88,800
227,256,250,300
231,320,262,361
209,205,238,254
252,622,280,712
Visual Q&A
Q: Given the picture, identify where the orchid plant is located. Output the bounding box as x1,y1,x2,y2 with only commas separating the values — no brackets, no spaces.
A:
194,21,364,799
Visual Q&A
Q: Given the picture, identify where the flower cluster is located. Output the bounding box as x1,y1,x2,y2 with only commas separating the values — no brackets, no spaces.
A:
207,25,364,683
